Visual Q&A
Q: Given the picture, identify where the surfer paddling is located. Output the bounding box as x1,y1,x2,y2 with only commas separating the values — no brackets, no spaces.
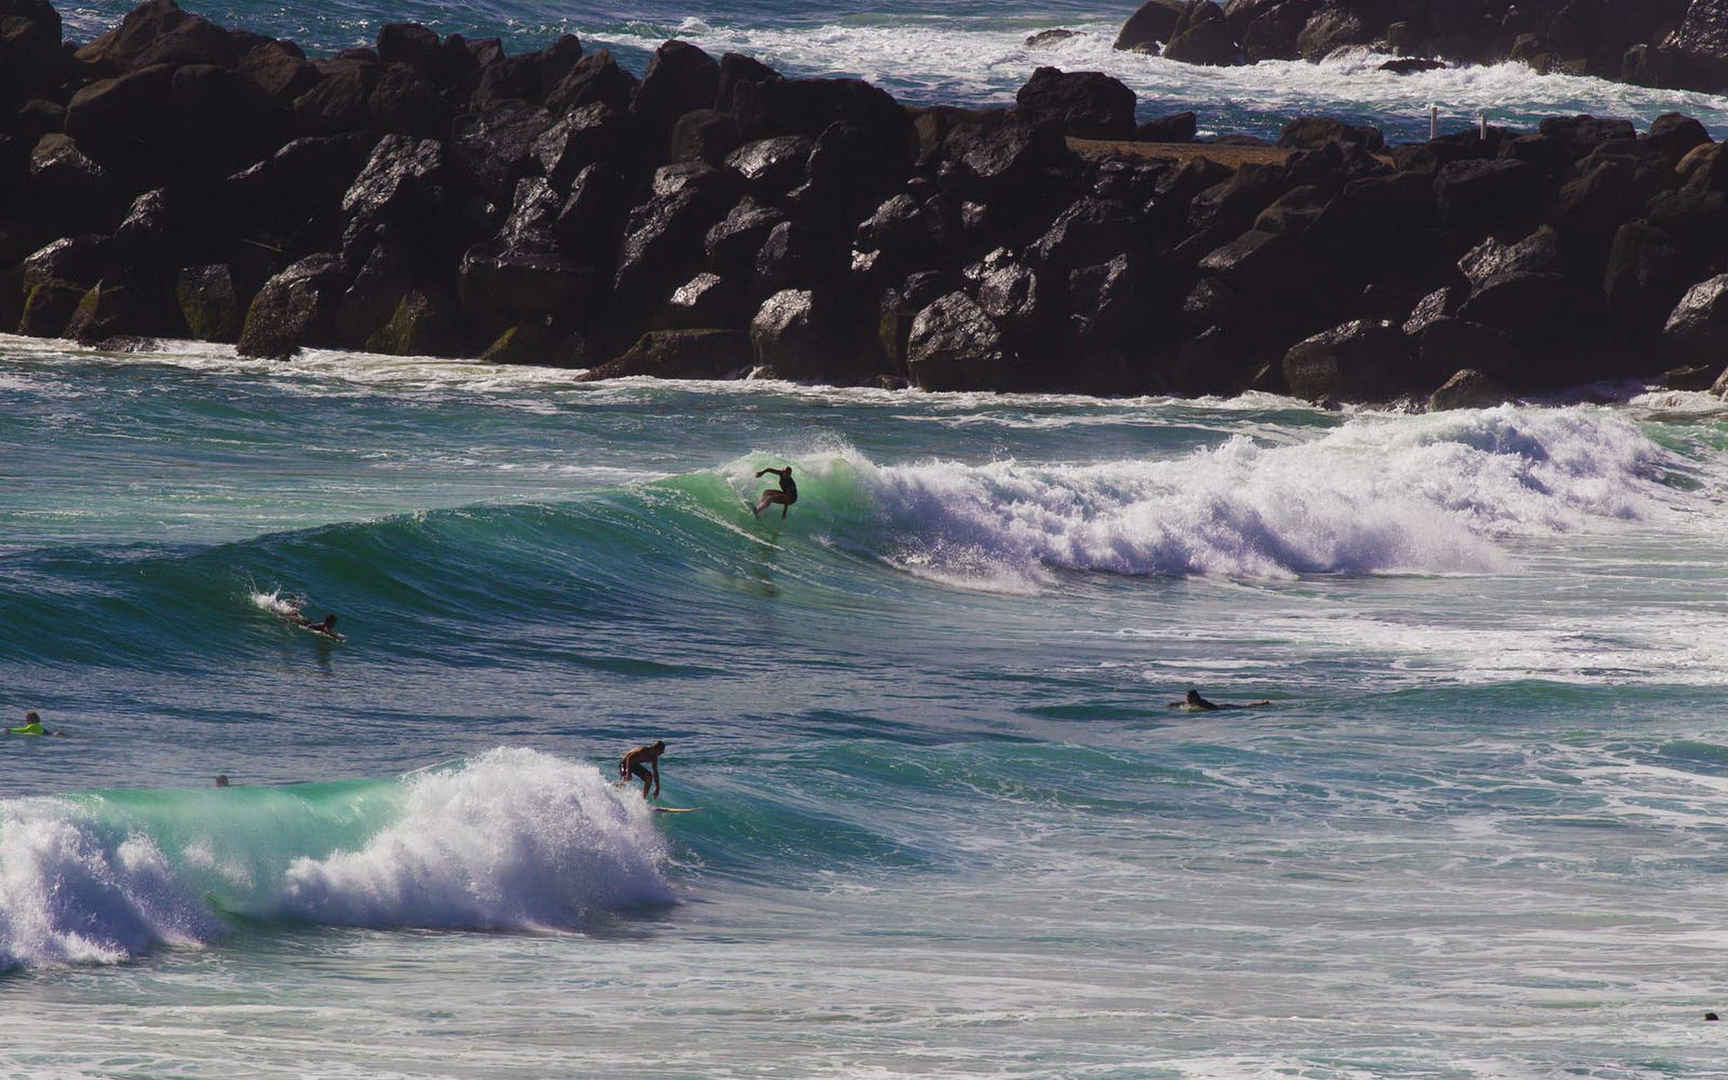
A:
1167,688,1272,712
6,711,65,736
619,740,666,799
287,608,345,641
752,466,797,519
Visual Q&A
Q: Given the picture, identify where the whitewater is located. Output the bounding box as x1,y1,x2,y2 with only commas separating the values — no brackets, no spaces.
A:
7,328,1728,1076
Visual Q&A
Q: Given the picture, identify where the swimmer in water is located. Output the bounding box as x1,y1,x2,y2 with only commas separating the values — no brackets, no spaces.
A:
6,711,65,736
1166,689,1272,712
752,466,797,519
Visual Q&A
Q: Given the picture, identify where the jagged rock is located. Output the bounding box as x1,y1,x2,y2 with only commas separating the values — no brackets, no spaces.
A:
1647,113,1711,162
1277,116,1384,152
668,108,740,164
705,197,788,276
1428,367,1514,411
1164,8,1244,66
496,176,562,251
1664,273,1728,364
66,276,181,343
1187,163,1289,236
730,76,912,160
1113,0,1187,50
472,35,583,110
458,244,596,331
545,49,639,114
376,22,440,71
363,288,460,355
715,52,781,114
535,102,635,188
17,278,87,336
613,164,742,325
1252,184,1328,235
554,162,626,254
749,288,843,380
654,272,750,329
238,41,319,105
799,119,915,226
27,133,110,224
1379,58,1445,74
724,135,813,192
584,328,751,379
1432,158,1546,233
21,234,111,294
176,263,242,341
368,62,443,136
753,219,837,295
1538,114,1637,158
906,291,1006,390
338,134,451,260
1067,253,1155,353
75,0,200,73
856,193,950,271
448,100,553,205
1282,318,1407,402
1656,0,1728,93
1026,29,1080,48
1402,283,1464,336
1296,4,1369,61
1417,318,1522,384
1664,362,1719,390
1137,111,1197,142
224,133,374,256
1028,196,1139,269
632,40,719,141
1603,220,1687,334
1,0,63,111
293,58,377,135
1457,226,1564,289
1014,66,1136,139
236,252,350,357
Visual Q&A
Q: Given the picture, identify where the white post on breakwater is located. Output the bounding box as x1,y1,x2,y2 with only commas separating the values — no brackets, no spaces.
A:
1429,104,1438,141
1479,110,1487,139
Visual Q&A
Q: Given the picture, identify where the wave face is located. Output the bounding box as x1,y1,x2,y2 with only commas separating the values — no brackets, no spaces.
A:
0,404,1686,672
53,2,1728,143
0,750,671,967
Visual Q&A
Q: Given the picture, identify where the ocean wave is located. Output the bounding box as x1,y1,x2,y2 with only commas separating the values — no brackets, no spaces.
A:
0,750,670,967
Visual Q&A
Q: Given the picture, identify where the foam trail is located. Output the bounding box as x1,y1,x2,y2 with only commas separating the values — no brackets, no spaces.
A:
778,405,1676,585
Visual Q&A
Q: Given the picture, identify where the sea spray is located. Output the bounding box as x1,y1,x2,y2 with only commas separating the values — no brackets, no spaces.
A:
0,751,672,966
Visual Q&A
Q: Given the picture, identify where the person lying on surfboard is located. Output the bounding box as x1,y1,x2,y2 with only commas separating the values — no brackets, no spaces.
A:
619,740,665,799
288,611,345,641
1166,688,1272,712
752,466,797,519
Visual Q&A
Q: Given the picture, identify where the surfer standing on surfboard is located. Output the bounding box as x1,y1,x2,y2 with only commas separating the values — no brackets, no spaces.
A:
619,740,666,799
752,466,797,519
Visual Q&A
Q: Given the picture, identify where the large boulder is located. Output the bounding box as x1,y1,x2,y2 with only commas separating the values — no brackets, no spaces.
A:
905,291,1007,390
0,0,64,111
631,40,719,141
1432,159,1546,234
292,57,378,135
1163,6,1245,66
748,288,861,381
339,135,458,262
176,263,243,341
1113,0,1187,50
1277,116,1384,152
1296,3,1369,61
1428,368,1515,411
1282,318,1408,402
1663,273,1728,365
1603,220,1687,334
545,49,639,114
725,135,813,192
236,253,350,357
448,100,554,205
1013,67,1136,139
535,102,637,188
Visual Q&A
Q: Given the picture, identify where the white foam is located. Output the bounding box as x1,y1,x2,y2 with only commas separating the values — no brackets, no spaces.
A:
249,588,305,618
780,404,1681,584
278,748,672,929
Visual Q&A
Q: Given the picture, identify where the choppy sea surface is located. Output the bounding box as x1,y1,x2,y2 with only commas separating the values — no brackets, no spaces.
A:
7,332,1728,1076
54,0,1728,141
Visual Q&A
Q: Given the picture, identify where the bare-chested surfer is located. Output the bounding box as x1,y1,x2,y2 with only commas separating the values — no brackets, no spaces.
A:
753,466,797,519
619,740,665,799
1167,688,1272,712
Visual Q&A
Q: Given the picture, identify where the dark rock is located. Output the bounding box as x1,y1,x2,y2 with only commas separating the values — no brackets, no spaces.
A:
972,249,1048,335
473,36,583,110
748,288,857,381
1538,114,1637,158
1417,317,1522,384
1603,221,1687,334
1029,196,1140,269
545,50,638,114
1113,0,1187,50
176,263,242,341
15,98,65,139
1457,271,1590,373
856,193,950,271
1187,163,1288,236
799,119,915,227
705,197,788,276
1647,113,1710,162
632,40,719,141
1664,362,1719,390
724,135,813,191
1656,0,1728,93
376,23,440,72
612,164,742,325
477,321,589,366
224,133,375,256
1137,111,1197,142
554,162,627,254
1277,116,1384,152
1067,253,1156,353
668,108,741,165
1379,57,1445,73
21,234,112,295
338,134,453,261
236,252,350,357
1282,318,1407,402
449,101,553,205
1252,183,1329,236
1663,273,1728,365
906,291,1007,390
74,0,195,73
1402,283,1464,336
1297,4,1369,61
1428,367,1514,410
364,288,461,356
292,58,378,135
17,277,87,336
584,328,751,379
753,218,839,295
330,242,412,346
458,243,596,331
66,276,182,344
877,269,951,374
496,176,562,251
238,41,320,105
1677,141,1728,194
368,62,444,137
1025,29,1081,48
1196,228,1310,296
1163,13,1244,66
27,133,110,225
534,102,634,188
655,272,750,329
0,0,63,110
1457,226,1564,289
1433,158,1546,234
730,76,912,157
1014,66,1136,139
715,52,781,114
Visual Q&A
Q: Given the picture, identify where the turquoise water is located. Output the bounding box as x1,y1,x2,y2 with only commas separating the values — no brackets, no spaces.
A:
6,334,1728,1075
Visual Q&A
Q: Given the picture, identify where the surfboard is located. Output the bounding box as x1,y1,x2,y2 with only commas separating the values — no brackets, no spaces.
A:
296,623,346,642
653,806,699,814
